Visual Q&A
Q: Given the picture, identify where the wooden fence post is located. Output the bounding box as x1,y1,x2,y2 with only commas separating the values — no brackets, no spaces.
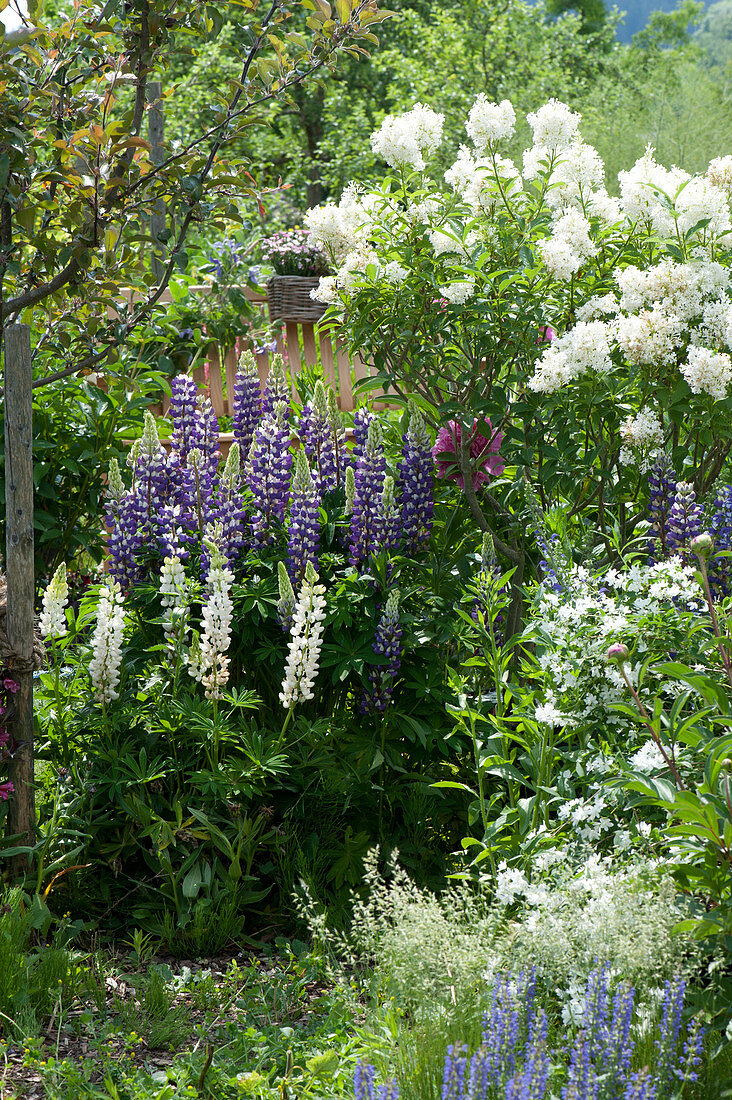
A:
3,323,35,871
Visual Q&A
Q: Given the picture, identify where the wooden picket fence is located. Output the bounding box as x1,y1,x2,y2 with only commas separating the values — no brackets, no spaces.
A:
150,285,381,425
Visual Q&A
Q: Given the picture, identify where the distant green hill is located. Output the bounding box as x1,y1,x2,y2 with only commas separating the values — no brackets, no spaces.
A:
613,0,706,41
695,0,732,64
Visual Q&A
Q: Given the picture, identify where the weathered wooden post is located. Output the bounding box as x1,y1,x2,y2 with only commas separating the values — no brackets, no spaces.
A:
3,323,35,870
147,81,166,282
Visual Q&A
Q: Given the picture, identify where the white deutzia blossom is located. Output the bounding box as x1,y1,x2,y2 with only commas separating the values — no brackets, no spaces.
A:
673,176,730,238
526,99,581,150
370,103,443,170
428,227,462,256
529,320,612,393
187,531,234,700
538,208,596,278
680,345,732,399
618,147,690,234
305,186,372,264
586,188,623,224
89,580,126,704
540,142,605,208
39,562,69,640
619,408,664,470
310,276,338,305
535,700,565,727
576,293,619,322
404,197,440,223
629,740,667,773
439,280,475,305
280,562,327,709
614,306,682,367
465,94,515,150
159,554,189,641
383,261,408,284
707,154,732,198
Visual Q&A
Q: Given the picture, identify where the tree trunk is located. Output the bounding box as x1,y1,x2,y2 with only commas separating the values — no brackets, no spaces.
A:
3,323,35,873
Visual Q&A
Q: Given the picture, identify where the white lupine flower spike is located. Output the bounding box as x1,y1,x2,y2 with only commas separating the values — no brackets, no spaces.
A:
40,563,69,640
90,580,126,704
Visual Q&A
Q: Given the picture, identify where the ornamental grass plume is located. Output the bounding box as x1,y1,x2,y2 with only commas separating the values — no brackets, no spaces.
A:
280,562,327,710
432,419,505,491
89,580,126,704
39,563,69,640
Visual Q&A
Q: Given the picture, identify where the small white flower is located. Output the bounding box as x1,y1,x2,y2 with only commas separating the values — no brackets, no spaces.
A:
439,280,475,305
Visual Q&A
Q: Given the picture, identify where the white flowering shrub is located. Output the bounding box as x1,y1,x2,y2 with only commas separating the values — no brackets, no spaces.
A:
308,96,732,572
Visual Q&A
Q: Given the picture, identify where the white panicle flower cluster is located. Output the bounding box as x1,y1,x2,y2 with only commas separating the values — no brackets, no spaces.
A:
428,227,462,256
680,345,732,399
280,564,327,709
39,562,69,640
310,276,338,305
619,408,664,470
445,146,522,213
538,208,597,279
529,321,612,393
707,155,732,198
526,99,581,150
616,259,729,321
89,581,126,704
187,536,234,700
614,307,682,367
439,279,475,305
370,103,444,171
383,261,408,284
630,740,668,772
576,293,619,322
465,94,515,150
159,554,189,640
305,184,372,264
618,148,690,234
675,177,731,237
524,140,606,211
533,558,702,735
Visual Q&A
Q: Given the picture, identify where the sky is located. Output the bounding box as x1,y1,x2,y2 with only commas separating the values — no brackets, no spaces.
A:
1,0,29,33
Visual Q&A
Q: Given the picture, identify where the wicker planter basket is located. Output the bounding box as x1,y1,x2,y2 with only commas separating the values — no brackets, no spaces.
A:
267,275,327,323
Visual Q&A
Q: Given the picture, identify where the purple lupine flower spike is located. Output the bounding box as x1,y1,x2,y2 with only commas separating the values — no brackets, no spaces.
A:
297,381,338,493
247,401,293,545
366,590,403,711
377,474,401,556
261,353,289,418
349,419,386,568
665,482,703,564
287,449,321,583
326,385,349,486
353,405,375,459
399,403,433,553
708,484,732,598
212,442,247,567
233,349,262,457
647,453,677,565
441,1044,468,1100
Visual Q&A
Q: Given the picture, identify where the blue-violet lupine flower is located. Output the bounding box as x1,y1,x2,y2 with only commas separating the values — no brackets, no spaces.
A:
353,405,375,459
233,350,262,457
261,353,290,418
365,589,403,712
708,483,732,598
287,449,321,584
298,380,339,493
349,420,386,568
247,402,293,545
647,453,677,564
398,403,433,552
665,482,703,564
277,560,297,631
377,474,401,557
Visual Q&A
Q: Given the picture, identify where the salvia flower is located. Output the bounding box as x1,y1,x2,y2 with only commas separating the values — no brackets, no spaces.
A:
432,418,505,491
39,563,69,640
89,581,126,704
287,449,321,583
349,420,386,568
280,562,327,708
187,527,234,700
398,403,433,552
261,353,290,418
233,349,262,456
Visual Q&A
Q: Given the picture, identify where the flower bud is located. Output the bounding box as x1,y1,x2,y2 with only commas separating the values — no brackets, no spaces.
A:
691,532,714,559
606,642,630,664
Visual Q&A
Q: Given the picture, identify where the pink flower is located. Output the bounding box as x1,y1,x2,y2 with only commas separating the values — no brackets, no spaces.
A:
537,325,556,343
3,679,19,694
432,418,505,490
0,781,14,801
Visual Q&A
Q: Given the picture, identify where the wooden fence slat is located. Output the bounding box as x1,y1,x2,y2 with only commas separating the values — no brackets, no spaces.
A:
224,346,238,417
301,323,318,370
336,340,354,411
207,345,226,418
285,322,301,400
319,330,336,390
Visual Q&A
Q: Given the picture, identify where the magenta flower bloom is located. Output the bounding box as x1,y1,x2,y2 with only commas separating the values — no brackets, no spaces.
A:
432,419,505,490
0,781,14,801
3,679,19,694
